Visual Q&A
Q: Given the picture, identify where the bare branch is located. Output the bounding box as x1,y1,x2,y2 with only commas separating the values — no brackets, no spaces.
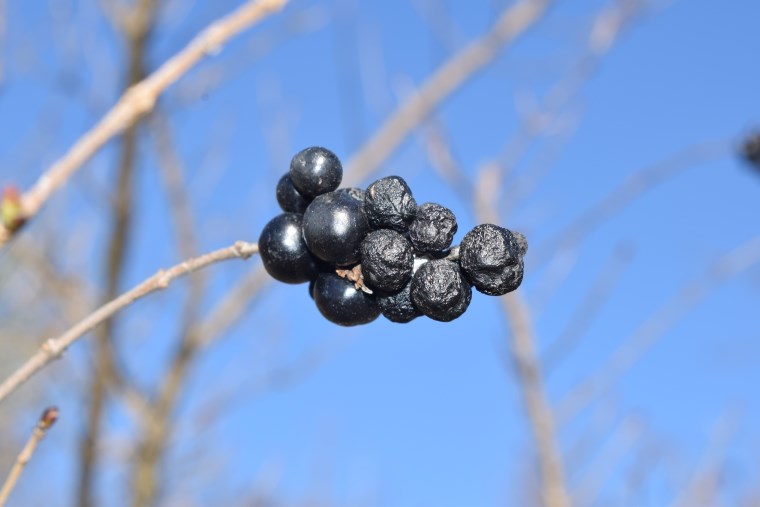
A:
79,1,159,503
0,407,60,507
542,243,635,374
558,235,760,422
501,293,571,507
0,0,288,248
0,242,259,404
343,0,553,187
532,139,731,267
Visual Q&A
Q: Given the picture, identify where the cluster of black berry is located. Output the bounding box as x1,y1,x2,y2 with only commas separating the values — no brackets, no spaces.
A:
258,146,527,326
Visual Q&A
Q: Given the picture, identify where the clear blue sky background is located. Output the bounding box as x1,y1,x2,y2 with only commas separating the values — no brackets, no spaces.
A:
1,0,760,506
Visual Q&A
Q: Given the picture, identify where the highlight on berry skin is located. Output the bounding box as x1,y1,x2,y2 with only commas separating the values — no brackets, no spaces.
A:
259,146,528,326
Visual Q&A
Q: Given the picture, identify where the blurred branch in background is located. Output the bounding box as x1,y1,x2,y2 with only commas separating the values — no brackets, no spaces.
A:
78,1,159,504
559,235,760,423
542,243,635,374
669,411,741,507
532,138,732,268
344,0,554,186
0,241,259,405
0,0,288,249
0,407,59,507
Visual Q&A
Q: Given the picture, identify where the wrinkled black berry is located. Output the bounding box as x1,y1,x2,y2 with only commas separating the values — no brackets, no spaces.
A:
276,174,311,213
360,229,414,293
408,202,458,253
512,231,528,257
289,146,343,198
742,133,760,168
459,224,524,296
302,190,370,265
410,259,471,322
313,272,380,326
376,280,421,323
365,176,417,232
258,213,317,284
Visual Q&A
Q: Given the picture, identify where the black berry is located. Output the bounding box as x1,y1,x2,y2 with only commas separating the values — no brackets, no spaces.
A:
258,213,317,284
365,176,417,232
302,190,370,265
408,202,458,253
459,224,524,296
336,187,366,202
512,231,528,257
376,280,421,323
360,229,414,293
289,146,343,198
410,259,471,322
313,272,380,326
276,174,310,213
742,133,760,168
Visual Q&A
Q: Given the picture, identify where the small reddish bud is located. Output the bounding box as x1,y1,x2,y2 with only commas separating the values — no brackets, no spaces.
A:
1,185,26,232
39,406,59,430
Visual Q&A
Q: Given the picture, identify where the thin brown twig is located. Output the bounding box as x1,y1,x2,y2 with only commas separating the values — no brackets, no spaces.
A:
342,0,554,187
0,0,288,248
0,241,259,405
0,407,60,507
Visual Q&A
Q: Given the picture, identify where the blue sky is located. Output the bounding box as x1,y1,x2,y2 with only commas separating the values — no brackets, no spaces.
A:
1,0,760,506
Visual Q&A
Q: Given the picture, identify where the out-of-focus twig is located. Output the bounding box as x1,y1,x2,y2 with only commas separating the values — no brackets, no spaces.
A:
0,242,259,404
532,139,731,267
0,407,59,507
500,293,572,507
497,0,648,194
129,114,209,507
669,411,741,507
343,0,554,187
572,416,643,506
429,108,571,507
543,243,635,374
559,235,760,422
79,1,159,504
0,0,288,248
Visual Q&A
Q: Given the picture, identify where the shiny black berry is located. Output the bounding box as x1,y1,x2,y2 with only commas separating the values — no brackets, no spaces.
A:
276,174,310,213
408,202,458,253
376,280,421,323
302,190,370,265
365,176,417,232
313,272,380,326
360,229,414,293
459,224,524,296
410,259,471,322
258,213,317,284
289,146,343,198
